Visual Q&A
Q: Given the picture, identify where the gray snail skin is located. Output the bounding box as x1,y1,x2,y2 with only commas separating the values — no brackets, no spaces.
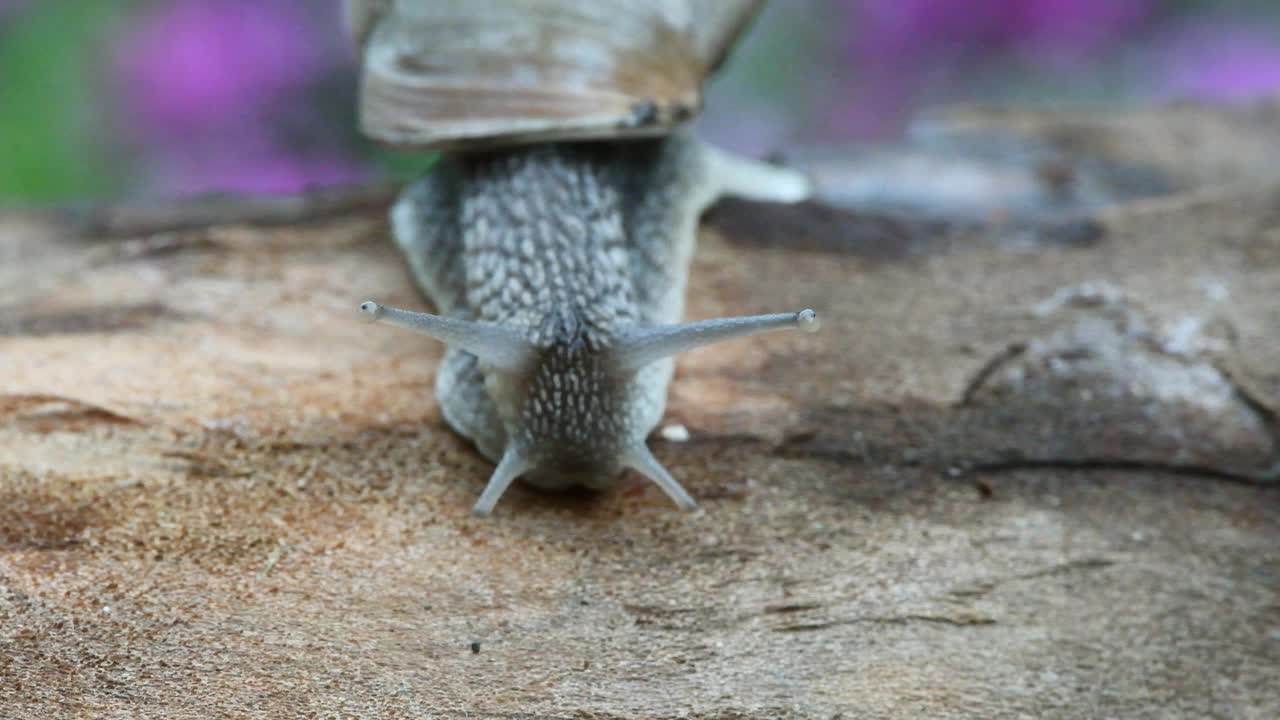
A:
349,1,818,515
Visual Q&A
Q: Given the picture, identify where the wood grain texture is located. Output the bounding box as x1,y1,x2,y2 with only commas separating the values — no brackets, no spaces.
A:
2,101,1280,718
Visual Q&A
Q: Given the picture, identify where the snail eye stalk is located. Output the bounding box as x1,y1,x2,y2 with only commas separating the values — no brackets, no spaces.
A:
359,301,535,372
610,309,819,373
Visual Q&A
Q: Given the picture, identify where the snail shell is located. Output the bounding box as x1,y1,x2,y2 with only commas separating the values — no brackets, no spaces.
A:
346,0,764,149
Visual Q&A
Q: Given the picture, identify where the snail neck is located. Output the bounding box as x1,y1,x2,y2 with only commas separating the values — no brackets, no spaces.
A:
456,143,646,343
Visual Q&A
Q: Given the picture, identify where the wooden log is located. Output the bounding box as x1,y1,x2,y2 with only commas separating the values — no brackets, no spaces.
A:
2,101,1278,719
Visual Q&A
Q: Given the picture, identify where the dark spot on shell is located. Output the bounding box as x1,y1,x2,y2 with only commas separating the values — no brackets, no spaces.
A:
623,101,659,129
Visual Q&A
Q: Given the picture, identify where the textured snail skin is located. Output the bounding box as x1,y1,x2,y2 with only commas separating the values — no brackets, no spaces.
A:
365,132,814,515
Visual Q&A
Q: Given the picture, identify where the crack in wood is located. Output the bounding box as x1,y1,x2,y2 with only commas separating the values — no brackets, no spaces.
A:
957,342,1029,407
763,602,824,614
0,394,142,429
773,612,997,633
961,457,1280,488
950,557,1116,599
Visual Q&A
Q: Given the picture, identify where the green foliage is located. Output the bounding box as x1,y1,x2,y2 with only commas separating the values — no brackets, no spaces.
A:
0,2,127,203
367,145,439,182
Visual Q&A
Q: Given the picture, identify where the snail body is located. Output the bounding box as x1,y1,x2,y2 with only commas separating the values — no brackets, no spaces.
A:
351,1,818,515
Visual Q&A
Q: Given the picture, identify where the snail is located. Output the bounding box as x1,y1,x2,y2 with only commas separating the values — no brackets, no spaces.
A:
348,0,818,516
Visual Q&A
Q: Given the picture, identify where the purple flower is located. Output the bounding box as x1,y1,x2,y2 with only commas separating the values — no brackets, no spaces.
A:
1012,0,1153,56
154,129,367,196
118,0,329,135
112,0,364,195
162,149,368,196
1157,24,1280,102
824,0,1156,138
845,0,1152,63
0,0,28,21
848,0,1006,60
172,153,367,196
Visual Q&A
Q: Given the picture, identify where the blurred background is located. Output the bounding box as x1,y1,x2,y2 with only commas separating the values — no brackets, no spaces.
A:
2,0,1279,204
